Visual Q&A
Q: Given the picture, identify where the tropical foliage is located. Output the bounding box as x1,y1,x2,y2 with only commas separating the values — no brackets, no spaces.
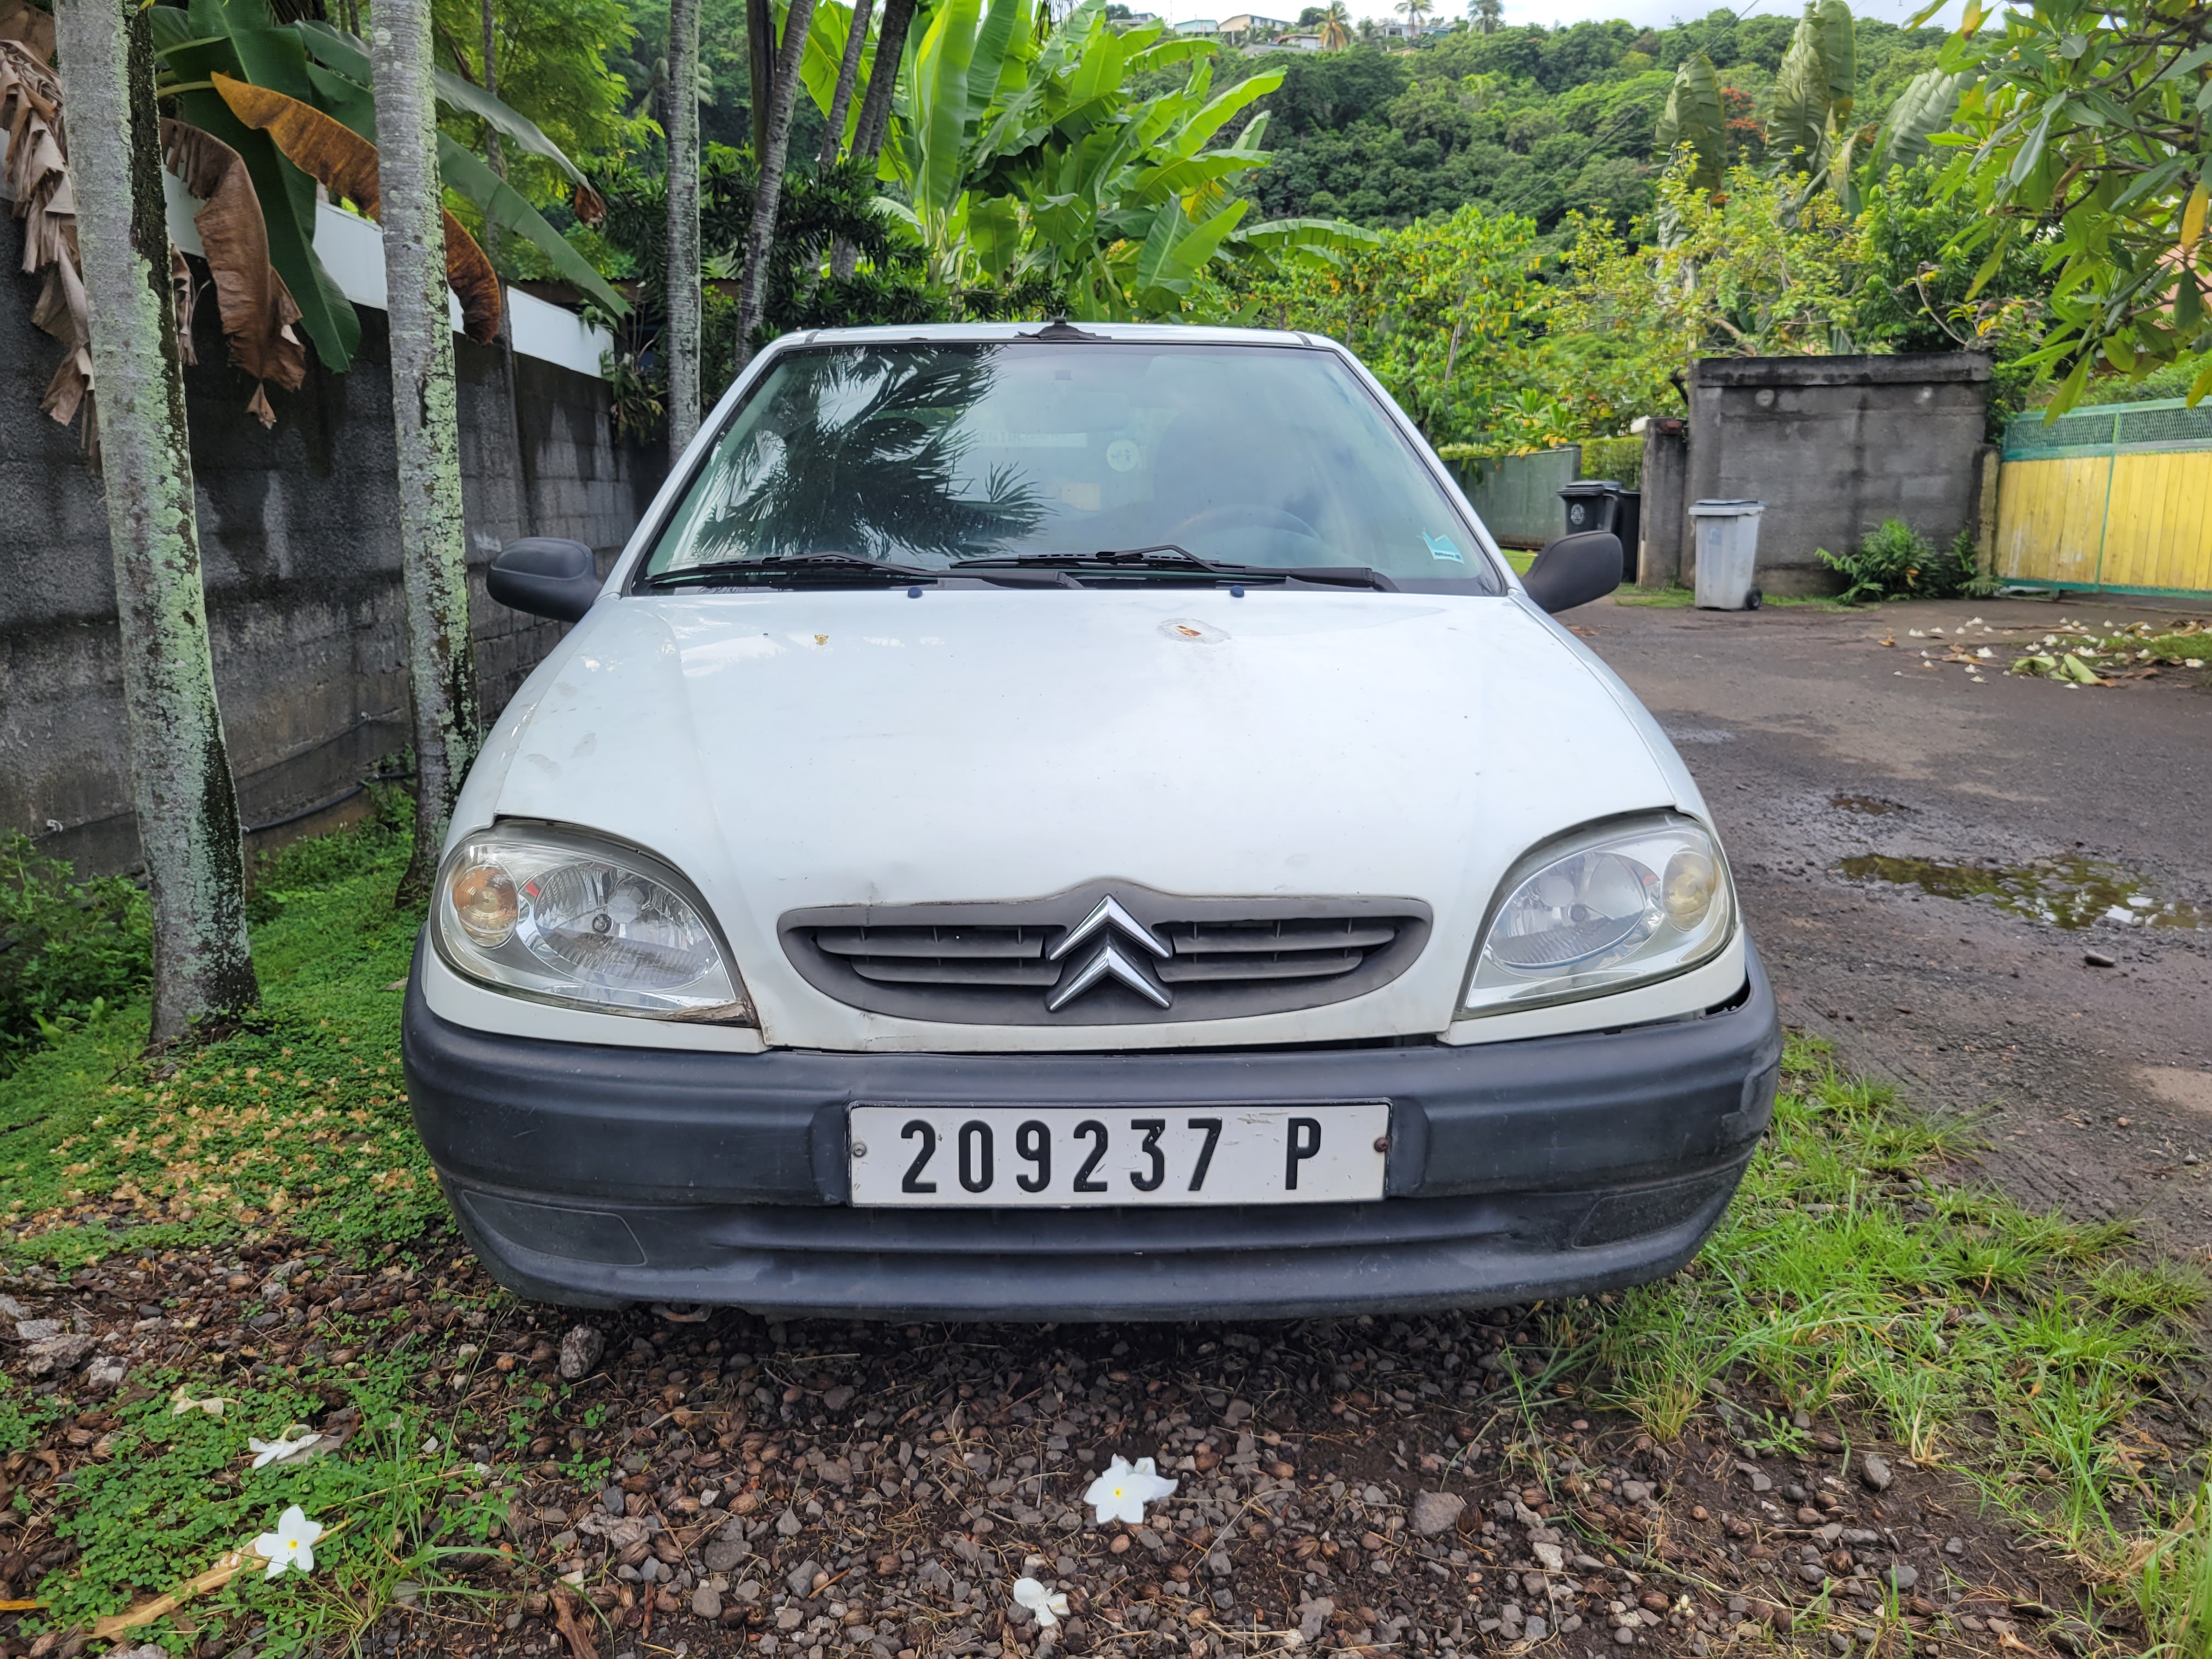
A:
849,0,1370,320
1225,9,1955,232
1235,204,1549,448
0,0,618,441
1544,162,1867,430
1921,0,2212,409
1655,0,1971,210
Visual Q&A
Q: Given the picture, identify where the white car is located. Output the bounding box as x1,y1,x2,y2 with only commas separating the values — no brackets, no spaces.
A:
403,322,1779,1319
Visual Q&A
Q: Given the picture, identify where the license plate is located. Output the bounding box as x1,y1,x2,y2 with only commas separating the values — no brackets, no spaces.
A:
847,1103,1390,1207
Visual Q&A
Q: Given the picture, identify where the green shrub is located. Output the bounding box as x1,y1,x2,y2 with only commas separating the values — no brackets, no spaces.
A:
1816,519,1991,603
0,834,151,1071
1577,435,1643,490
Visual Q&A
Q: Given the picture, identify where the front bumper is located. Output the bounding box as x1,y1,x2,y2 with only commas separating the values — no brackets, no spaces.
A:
403,945,1781,1320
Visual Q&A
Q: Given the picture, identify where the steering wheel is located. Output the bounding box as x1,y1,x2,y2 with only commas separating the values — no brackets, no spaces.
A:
1167,504,1334,569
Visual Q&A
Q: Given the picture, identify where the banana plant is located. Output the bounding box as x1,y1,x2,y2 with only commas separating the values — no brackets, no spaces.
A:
1656,1,1967,216
855,0,1370,319
150,0,622,373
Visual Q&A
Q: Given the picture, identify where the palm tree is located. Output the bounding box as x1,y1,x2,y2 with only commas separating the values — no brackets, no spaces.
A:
1474,0,1501,33
1317,0,1351,49
819,0,878,169
51,0,260,1040
676,349,1044,566
832,0,919,278
665,0,702,458
1396,0,1435,32
733,0,819,368
369,0,487,900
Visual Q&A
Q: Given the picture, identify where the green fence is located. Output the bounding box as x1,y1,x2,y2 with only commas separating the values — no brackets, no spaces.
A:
1440,446,1581,548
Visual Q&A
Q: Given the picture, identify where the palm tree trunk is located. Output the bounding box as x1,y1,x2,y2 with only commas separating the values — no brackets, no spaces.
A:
817,0,875,170
832,0,915,278
746,0,774,158
370,0,486,902
733,0,818,369
665,0,702,458
53,0,258,1043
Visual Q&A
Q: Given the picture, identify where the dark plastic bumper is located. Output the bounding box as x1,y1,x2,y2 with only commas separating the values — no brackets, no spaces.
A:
403,945,1781,1320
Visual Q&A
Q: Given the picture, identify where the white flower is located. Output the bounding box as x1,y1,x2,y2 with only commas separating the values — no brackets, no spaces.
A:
1084,1454,1178,1525
1013,1577,1071,1628
253,1505,324,1578
248,1431,323,1469
170,1385,230,1417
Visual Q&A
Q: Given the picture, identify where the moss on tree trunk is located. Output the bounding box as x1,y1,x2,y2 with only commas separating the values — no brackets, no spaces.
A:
54,0,259,1044
665,0,702,460
370,0,486,904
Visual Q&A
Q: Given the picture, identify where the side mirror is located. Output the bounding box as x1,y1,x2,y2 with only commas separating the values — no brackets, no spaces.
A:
1522,530,1622,615
488,538,600,623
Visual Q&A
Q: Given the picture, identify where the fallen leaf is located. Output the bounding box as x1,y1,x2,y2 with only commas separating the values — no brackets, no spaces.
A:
551,1584,601,1659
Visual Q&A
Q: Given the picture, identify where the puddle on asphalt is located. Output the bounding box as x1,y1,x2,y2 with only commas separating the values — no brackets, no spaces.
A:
1838,854,2207,929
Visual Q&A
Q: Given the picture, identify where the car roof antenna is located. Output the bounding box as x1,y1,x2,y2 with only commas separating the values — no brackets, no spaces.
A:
1026,317,1104,342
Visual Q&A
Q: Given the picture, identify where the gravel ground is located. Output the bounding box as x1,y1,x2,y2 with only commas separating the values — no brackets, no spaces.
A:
0,1243,2121,1659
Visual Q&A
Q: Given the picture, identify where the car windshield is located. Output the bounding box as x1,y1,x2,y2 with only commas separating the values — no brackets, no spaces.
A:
637,339,1503,589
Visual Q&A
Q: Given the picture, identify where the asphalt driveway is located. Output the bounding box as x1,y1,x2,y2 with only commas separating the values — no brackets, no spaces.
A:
1577,590,2212,1255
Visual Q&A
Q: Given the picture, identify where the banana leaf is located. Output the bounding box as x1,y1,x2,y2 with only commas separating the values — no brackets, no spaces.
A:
1809,0,1855,129
1656,54,1724,195
1872,66,1970,171
436,139,627,314
303,58,627,315
295,17,603,220
212,72,503,342
154,0,360,369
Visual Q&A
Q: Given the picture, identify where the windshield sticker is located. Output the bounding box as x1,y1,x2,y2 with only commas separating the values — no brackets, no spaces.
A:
1107,438,1141,472
969,430,1087,449
1424,533,1465,563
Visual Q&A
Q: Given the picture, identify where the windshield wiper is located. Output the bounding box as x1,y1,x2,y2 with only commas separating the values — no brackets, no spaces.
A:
953,547,1399,591
640,552,940,589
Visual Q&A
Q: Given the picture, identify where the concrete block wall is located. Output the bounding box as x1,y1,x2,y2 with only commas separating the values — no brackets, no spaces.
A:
1684,352,1993,597
0,215,666,875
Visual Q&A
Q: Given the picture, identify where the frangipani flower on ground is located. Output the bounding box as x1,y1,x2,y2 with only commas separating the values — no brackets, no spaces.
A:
1084,1454,1178,1525
247,1429,324,1469
1012,1577,1070,1628
170,1385,231,1417
253,1506,323,1578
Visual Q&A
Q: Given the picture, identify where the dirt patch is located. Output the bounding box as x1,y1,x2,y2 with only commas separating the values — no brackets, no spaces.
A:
1589,592,2212,1252
2140,1066,2212,1118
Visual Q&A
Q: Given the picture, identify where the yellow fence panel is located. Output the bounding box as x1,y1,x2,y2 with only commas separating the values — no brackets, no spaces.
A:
1996,399,2212,599
2101,451,2212,594
1995,455,2109,587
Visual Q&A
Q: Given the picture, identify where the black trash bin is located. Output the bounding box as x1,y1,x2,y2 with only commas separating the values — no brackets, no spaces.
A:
1559,479,1641,563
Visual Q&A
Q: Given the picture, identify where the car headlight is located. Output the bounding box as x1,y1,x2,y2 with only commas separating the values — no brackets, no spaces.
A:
1460,814,1734,1016
432,825,753,1022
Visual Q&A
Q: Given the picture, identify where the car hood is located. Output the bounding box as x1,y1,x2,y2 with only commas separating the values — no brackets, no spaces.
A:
455,588,1703,1048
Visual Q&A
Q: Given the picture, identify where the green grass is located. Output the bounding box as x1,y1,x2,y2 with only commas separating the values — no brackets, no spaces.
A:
1544,1041,2208,1637
2095,629,2212,665
35,1349,521,1655
1613,586,1867,610
0,793,443,1266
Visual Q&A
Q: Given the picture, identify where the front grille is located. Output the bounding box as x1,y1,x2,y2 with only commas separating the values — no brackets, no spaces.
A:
781,883,1430,1025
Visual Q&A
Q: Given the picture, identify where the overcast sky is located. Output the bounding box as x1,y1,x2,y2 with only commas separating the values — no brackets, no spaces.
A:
1161,0,1953,35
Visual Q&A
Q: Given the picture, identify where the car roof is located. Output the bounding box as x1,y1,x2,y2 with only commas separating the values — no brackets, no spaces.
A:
774,321,1331,350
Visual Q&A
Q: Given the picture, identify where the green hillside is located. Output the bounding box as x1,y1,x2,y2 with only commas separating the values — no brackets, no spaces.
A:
1204,10,1949,236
